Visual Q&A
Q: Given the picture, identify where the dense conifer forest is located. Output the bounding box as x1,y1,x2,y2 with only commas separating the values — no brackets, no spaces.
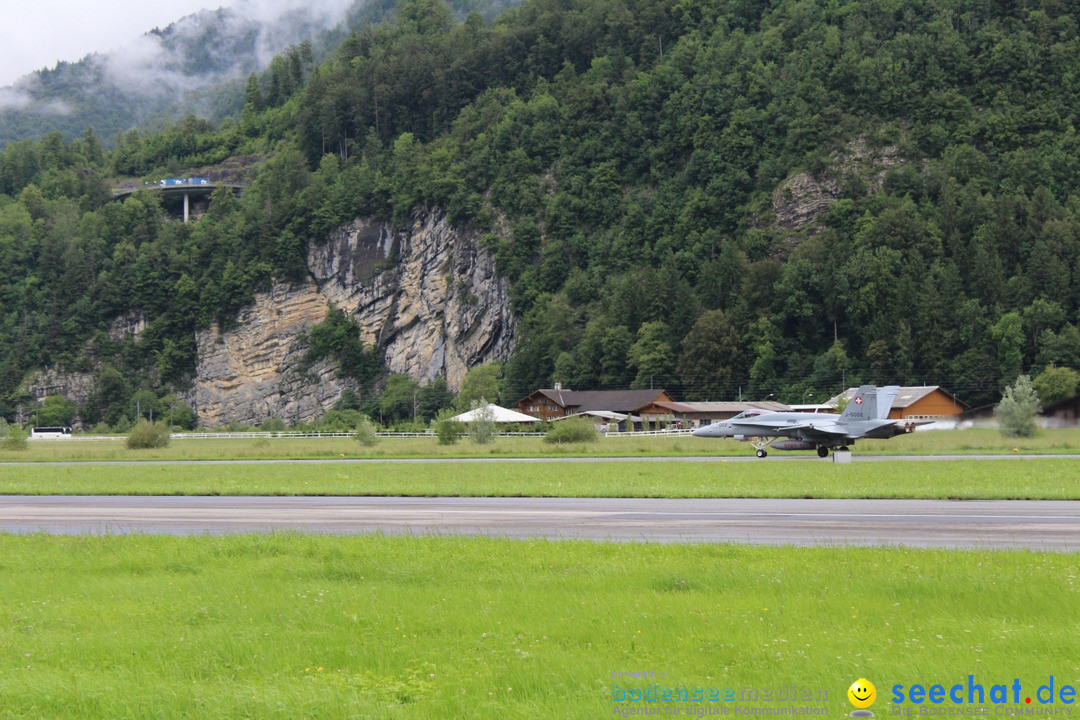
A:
1,0,1078,426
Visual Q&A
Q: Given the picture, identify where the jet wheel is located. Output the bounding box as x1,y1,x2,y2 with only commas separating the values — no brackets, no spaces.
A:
817,446,829,458
756,449,767,459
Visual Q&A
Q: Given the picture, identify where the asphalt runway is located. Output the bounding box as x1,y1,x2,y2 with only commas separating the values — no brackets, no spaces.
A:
0,496,1076,550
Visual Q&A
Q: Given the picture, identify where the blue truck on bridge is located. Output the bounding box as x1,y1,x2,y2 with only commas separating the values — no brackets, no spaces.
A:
159,177,211,186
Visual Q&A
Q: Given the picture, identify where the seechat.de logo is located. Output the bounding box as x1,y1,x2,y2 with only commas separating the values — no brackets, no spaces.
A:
848,678,877,717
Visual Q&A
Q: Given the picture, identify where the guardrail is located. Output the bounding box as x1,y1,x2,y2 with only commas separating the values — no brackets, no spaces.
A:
57,430,689,441
167,432,549,439
48,432,439,441
173,432,358,439
604,429,695,437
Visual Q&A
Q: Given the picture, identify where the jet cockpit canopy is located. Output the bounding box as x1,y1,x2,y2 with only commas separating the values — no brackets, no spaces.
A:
728,408,768,421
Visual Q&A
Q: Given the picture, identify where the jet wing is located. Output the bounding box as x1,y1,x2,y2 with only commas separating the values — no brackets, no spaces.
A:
728,420,846,440
774,422,847,436
769,423,850,442
725,421,787,435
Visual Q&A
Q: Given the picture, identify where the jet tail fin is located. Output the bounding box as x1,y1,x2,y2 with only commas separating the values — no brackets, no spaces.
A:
839,385,901,423
839,385,877,423
876,386,901,418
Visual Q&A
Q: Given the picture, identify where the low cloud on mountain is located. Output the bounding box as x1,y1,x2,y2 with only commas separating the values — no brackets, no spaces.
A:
98,0,353,100
1,0,354,132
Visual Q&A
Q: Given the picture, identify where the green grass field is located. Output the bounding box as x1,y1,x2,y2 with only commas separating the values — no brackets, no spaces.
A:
0,534,1074,719
2,427,1078,463
0,458,1077,499
1,434,1074,719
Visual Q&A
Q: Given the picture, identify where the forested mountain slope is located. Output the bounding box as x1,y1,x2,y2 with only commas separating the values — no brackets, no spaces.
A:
0,0,516,148
1,0,1078,427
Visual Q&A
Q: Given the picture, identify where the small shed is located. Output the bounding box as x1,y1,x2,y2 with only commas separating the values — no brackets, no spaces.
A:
553,410,641,432
1042,395,1080,427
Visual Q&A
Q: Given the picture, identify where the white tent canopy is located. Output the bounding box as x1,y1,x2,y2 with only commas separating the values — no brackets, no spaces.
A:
448,403,540,424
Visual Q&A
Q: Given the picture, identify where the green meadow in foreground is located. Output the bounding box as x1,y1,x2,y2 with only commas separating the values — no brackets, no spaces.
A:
0,458,1076,499
0,427,1078,463
0,534,1074,720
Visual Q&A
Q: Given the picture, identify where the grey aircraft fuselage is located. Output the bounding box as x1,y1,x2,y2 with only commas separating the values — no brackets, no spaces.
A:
692,385,916,457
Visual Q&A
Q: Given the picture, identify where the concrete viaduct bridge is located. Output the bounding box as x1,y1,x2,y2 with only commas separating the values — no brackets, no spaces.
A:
110,178,244,223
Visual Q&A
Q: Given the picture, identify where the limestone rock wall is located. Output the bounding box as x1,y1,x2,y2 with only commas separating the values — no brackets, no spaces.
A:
770,137,904,243
186,282,342,427
109,311,149,342
186,210,515,426
312,211,514,389
17,369,96,426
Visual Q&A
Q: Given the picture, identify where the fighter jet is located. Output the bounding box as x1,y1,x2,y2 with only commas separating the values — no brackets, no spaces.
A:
692,385,920,457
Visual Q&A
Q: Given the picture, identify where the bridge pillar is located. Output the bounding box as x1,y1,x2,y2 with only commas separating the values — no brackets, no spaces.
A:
183,192,190,223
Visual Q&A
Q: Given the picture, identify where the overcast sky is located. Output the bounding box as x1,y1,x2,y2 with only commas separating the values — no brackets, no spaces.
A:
0,0,238,87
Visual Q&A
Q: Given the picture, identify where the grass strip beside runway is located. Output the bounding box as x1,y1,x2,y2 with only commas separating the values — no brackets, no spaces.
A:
0,534,1073,719
0,458,1077,499
1,427,1078,462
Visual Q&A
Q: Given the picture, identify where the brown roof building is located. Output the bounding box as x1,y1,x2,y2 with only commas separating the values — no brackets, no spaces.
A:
516,387,673,422
636,400,791,428
1042,395,1080,427
828,386,965,420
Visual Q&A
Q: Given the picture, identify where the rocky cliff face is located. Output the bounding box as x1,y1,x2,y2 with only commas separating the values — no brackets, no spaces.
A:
311,211,514,387
186,210,515,426
770,137,903,243
17,368,96,426
185,283,342,426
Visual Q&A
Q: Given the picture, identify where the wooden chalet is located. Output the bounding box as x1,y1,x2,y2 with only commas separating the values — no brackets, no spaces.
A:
828,386,966,420
635,400,791,428
516,386,673,422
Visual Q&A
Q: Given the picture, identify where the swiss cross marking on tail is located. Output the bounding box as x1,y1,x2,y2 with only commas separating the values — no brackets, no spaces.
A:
854,397,863,405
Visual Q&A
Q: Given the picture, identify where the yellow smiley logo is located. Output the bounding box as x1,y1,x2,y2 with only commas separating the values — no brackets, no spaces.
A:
848,678,876,709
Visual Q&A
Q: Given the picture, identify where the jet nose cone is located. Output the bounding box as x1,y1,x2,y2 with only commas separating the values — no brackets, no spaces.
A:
693,424,720,437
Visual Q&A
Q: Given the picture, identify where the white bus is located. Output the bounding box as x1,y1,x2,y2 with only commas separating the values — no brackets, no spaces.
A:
29,426,73,439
